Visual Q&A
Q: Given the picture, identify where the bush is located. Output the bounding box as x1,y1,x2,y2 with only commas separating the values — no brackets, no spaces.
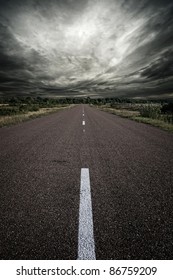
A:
0,107,20,116
139,105,161,119
161,103,173,114
0,104,40,116
22,105,39,112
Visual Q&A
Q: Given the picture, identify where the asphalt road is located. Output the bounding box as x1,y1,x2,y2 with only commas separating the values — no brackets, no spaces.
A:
0,105,173,260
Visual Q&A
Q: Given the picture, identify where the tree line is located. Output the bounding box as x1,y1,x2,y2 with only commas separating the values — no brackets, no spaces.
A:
0,96,173,114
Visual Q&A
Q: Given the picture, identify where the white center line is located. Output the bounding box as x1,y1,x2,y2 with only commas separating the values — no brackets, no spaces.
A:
82,120,85,126
78,168,96,260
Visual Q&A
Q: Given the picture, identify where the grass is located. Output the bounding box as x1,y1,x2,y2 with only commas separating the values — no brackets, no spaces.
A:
99,104,173,133
0,105,73,127
132,116,173,131
101,107,140,117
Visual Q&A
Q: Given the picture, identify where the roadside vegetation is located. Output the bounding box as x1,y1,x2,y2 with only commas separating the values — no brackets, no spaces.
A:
96,98,173,132
0,96,73,127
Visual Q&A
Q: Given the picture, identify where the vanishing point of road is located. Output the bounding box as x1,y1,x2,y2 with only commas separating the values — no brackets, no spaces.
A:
0,105,173,259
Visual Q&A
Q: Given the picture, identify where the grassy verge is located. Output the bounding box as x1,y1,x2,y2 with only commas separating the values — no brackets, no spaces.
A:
99,106,173,133
0,105,73,127
132,116,173,131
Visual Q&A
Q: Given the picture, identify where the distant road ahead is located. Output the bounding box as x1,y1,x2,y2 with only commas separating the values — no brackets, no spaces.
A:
0,105,173,259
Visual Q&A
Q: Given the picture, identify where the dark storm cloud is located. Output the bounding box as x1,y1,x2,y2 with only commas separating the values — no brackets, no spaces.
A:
141,50,173,80
0,0,173,98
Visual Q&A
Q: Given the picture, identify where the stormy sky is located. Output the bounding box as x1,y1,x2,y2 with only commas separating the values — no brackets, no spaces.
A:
0,0,173,98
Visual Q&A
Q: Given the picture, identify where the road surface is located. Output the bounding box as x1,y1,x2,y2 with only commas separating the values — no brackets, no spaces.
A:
0,105,173,259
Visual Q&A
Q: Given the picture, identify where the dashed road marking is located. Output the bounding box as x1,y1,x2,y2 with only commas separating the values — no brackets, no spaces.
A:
82,120,85,126
78,168,96,260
